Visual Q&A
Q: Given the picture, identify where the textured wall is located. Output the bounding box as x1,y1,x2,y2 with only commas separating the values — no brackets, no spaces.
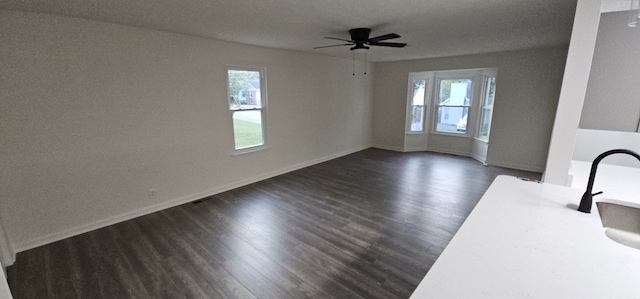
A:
0,10,374,251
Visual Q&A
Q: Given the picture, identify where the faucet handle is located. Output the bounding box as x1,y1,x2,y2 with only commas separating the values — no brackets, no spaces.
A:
592,191,603,196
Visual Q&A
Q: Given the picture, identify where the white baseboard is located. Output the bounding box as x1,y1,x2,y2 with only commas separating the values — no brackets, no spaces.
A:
376,144,473,159
488,160,544,173
372,144,429,153
13,145,372,253
471,152,487,165
423,146,542,173
402,147,429,153
374,145,539,173
426,146,472,157
371,144,405,152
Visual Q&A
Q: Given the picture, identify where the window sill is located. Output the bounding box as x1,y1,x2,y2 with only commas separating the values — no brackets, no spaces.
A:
474,137,489,143
431,131,469,138
231,145,269,156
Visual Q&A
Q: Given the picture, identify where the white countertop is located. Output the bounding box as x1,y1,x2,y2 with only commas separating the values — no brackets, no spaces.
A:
410,175,640,298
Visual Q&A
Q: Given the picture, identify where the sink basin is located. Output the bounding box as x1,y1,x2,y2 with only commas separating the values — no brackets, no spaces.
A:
596,201,640,250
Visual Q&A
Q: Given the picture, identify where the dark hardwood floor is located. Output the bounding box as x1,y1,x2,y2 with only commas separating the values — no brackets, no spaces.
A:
7,149,540,298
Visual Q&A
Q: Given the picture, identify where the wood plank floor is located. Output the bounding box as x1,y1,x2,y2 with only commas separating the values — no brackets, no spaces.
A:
7,149,540,298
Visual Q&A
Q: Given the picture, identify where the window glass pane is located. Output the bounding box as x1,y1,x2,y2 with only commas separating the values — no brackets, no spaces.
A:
410,79,426,132
485,77,496,106
479,108,491,138
410,106,424,131
436,106,468,134
478,76,496,140
228,70,262,110
436,78,471,134
232,110,263,149
412,80,426,106
438,79,471,105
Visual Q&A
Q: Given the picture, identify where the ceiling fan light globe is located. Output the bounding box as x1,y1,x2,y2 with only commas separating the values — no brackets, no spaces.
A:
350,47,369,52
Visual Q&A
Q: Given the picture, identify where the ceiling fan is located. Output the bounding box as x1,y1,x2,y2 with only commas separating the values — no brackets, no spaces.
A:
314,28,407,51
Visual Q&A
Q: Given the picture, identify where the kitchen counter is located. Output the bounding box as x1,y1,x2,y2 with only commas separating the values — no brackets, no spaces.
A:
410,175,640,298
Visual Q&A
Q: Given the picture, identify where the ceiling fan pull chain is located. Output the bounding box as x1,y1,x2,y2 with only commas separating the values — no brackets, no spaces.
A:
352,53,356,76
364,53,367,75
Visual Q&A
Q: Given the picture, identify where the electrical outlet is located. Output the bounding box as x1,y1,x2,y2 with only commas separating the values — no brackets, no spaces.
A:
148,188,156,199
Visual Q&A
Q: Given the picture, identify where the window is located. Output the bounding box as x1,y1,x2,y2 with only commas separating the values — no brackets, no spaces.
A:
227,67,266,152
408,79,427,132
435,78,472,134
404,68,497,143
478,76,496,140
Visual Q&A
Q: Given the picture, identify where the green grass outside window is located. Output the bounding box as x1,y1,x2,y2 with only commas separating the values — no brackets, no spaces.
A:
233,119,264,149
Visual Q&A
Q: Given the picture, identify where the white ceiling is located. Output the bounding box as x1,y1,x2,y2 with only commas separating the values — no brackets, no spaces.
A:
0,0,579,62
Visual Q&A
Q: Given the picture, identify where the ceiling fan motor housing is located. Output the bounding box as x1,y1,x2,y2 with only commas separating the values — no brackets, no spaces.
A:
349,28,372,51
349,28,371,42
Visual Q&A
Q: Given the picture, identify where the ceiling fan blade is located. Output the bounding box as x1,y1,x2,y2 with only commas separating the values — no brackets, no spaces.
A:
313,43,353,49
369,41,407,48
324,37,353,42
368,33,401,43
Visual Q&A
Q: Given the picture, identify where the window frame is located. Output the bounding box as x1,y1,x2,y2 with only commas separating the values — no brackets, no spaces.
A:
405,75,431,134
477,75,496,142
226,66,268,154
432,76,474,136
404,68,497,142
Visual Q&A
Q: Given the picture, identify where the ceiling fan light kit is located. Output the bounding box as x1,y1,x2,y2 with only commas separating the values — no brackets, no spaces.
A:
351,46,369,52
314,27,407,51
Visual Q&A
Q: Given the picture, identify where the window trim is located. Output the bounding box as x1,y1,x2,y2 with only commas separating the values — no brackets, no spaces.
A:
476,71,497,142
226,66,268,154
405,74,431,134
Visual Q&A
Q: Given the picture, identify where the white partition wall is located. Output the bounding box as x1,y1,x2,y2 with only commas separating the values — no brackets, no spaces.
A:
544,0,602,185
0,214,13,267
573,129,640,167
0,261,13,299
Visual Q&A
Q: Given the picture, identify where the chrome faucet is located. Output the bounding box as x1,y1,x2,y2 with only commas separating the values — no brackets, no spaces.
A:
578,149,640,213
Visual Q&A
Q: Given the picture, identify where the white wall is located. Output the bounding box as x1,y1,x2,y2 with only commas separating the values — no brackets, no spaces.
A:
573,129,640,166
544,0,602,185
581,11,640,132
372,47,568,172
0,10,374,253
